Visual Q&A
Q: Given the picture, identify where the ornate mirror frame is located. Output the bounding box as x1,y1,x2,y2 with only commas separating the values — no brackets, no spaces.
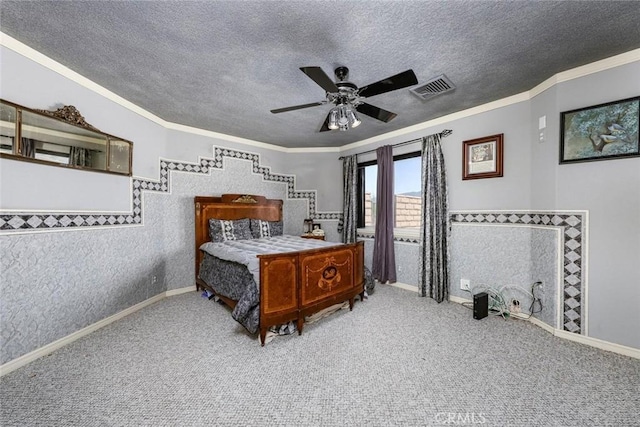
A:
0,99,133,176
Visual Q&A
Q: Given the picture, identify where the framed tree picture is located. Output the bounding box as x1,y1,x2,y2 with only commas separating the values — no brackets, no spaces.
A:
560,96,640,164
462,134,504,180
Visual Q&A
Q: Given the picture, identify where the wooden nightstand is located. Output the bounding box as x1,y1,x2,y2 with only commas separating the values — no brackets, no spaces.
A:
301,234,325,241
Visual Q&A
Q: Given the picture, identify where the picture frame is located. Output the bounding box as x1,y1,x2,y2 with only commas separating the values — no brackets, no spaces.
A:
462,133,504,180
312,223,322,231
303,218,314,234
560,96,640,164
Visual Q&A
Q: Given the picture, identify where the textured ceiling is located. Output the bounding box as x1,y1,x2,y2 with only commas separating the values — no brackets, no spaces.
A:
1,1,639,148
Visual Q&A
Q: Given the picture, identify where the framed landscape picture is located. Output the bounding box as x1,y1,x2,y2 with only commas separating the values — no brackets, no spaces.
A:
560,96,640,164
462,133,504,180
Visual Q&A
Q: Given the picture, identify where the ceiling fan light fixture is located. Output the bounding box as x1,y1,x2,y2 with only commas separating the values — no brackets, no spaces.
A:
347,108,361,128
328,108,339,130
338,105,349,126
272,65,411,133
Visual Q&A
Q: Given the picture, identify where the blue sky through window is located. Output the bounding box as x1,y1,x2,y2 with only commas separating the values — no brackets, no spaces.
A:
364,156,421,199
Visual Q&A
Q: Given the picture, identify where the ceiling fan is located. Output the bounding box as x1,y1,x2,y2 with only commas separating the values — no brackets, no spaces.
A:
270,66,418,132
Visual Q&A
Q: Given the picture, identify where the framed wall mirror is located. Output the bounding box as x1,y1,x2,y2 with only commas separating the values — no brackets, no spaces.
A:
0,99,133,176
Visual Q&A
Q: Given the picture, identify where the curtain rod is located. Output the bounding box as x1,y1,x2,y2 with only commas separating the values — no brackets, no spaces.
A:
338,129,452,160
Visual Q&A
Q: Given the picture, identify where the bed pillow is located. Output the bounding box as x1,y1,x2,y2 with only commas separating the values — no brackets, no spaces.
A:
208,218,253,242
250,219,283,239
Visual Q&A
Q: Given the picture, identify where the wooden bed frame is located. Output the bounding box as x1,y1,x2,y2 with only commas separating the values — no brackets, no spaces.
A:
194,194,364,345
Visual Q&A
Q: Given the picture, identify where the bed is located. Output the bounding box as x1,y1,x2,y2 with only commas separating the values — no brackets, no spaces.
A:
194,194,365,345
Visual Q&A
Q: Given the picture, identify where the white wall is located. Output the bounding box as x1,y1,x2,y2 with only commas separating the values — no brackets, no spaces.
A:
530,61,640,348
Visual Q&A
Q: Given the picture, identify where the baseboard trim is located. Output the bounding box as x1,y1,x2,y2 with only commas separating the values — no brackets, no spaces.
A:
405,289,639,359
388,282,420,293
515,312,556,334
555,330,640,359
166,285,196,297
0,291,166,376
449,295,468,304
4,283,637,376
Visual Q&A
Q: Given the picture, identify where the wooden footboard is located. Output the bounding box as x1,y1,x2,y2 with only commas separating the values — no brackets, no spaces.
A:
195,194,365,346
258,241,364,346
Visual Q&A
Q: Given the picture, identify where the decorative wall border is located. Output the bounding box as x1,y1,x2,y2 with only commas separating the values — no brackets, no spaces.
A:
0,147,589,335
450,211,588,335
0,146,342,233
357,231,419,244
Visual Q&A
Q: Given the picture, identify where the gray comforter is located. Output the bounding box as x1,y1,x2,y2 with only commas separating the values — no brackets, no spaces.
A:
199,235,340,333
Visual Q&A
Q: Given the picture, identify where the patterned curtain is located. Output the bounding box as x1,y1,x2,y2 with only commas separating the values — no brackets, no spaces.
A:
69,146,92,167
372,145,396,283
419,133,450,302
339,154,358,244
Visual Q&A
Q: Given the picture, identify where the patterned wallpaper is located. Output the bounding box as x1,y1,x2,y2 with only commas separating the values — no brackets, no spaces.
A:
359,210,586,334
450,224,559,329
0,194,167,364
451,212,587,334
531,228,561,328
362,239,421,287
0,145,341,364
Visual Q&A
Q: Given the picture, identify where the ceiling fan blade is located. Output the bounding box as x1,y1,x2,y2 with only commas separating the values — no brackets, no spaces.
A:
358,69,418,98
319,111,332,132
356,103,397,123
270,101,325,114
300,67,340,93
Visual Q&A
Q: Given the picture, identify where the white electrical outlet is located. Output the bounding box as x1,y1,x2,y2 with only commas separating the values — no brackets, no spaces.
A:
151,275,157,284
511,299,521,314
460,279,470,291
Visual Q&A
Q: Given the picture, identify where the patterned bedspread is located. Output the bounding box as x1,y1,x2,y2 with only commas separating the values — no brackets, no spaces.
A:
199,235,341,334
200,235,338,286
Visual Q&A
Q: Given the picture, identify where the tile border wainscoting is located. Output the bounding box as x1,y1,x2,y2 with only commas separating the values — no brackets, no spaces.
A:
0,145,342,235
451,211,588,335
359,210,588,335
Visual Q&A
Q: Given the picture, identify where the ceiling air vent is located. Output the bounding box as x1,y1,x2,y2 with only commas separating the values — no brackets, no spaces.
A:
409,74,455,101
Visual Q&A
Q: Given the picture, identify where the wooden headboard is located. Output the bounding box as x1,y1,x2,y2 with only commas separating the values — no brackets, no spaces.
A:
194,194,283,280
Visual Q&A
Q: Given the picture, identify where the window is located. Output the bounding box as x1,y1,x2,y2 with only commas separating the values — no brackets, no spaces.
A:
357,151,422,233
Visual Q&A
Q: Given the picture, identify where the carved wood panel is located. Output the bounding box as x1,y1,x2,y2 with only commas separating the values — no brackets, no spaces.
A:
300,249,354,306
260,256,298,315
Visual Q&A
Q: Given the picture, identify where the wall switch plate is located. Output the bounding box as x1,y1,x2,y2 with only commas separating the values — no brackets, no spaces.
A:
460,279,470,291
539,115,546,129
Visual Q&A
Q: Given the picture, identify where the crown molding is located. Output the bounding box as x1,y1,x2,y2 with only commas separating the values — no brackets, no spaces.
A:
338,92,530,153
164,122,289,153
0,32,166,128
340,48,640,153
530,48,640,98
2,32,638,155
0,32,286,153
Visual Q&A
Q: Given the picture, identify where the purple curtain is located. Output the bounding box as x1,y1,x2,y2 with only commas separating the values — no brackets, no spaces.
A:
372,145,396,283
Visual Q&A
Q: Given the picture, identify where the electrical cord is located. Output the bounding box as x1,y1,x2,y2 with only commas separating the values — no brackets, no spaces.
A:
517,281,543,319
461,281,543,320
